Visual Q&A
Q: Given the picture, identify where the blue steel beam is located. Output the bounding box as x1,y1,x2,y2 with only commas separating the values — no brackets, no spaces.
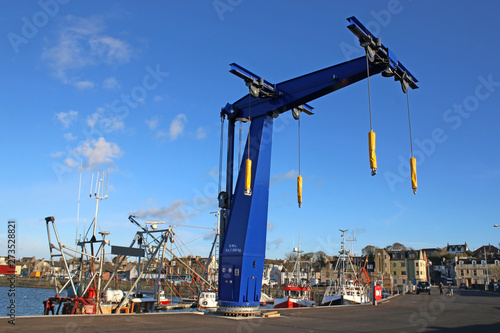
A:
346,16,418,89
223,56,386,121
219,115,273,313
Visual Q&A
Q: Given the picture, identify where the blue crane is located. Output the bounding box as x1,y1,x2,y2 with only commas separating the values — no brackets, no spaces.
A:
217,16,418,315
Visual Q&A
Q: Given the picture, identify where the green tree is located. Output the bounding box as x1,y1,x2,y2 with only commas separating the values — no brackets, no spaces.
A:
314,251,327,262
391,242,406,251
362,245,377,256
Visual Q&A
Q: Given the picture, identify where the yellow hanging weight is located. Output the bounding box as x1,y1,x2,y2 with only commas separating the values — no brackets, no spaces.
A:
368,130,377,176
244,158,252,196
297,175,303,208
410,156,417,194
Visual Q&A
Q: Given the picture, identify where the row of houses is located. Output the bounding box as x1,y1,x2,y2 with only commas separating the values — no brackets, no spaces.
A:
0,256,51,276
373,248,429,286
0,255,219,285
3,242,499,289
262,243,500,289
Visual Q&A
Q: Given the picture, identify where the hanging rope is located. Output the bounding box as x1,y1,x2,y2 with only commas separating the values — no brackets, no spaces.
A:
238,122,242,170
366,55,377,176
406,90,417,194
244,99,252,196
406,91,414,157
297,117,303,208
366,56,373,132
218,114,224,195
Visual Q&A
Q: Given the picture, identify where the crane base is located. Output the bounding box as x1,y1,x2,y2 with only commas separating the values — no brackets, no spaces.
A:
217,305,260,316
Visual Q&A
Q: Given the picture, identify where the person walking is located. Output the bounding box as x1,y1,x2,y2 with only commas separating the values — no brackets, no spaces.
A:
439,282,443,295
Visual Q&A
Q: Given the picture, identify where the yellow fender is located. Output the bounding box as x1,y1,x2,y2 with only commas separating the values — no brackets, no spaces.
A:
410,157,417,194
297,175,303,208
368,130,377,176
244,158,252,196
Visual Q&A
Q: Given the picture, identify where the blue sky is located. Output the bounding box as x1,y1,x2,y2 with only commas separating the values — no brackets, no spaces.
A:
1,1,499,261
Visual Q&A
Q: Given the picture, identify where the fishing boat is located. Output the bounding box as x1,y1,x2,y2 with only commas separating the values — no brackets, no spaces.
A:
198,291,218,309
273,285,315,308
140,289,171,306
42,172,220,315
320,229,370,306
260,292,274,306
273,241,315,308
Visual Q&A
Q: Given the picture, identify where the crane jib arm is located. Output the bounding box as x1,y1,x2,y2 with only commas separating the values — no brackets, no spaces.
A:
217,16,419,315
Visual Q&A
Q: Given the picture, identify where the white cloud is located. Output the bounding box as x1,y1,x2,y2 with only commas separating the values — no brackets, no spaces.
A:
145,116,160,130
169,114,187,140
50,151,64,158
42,15,132,88
89,36,131,64
271,170,298,185
74,80,94,90
153,95,163,102
87,111,100,129
74,137,123,169
64,157,78,168
156,130,168,139
64,132,77,141
87,109,124,132
102,116,124,132
130,200,195,224
56,110,78,127
196,127,207,140
103,77,120,90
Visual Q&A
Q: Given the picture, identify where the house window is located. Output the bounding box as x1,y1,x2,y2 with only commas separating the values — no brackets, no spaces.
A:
416,262,419,267
385,255,387,259
416,271,419,275
466,270,469,275
495,260,499,266
460,270,464,276
402,279,406,284
481,260,486,267
474,270,477,276
385,263,387,268
472,260,476,267
483,270,487,275
401,263,406,267
393,263,396,267
393,271,396,276
459,260,464,267
401,271,407,275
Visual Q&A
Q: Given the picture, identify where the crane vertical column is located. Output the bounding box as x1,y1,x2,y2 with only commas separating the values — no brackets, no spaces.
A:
218,115,273,315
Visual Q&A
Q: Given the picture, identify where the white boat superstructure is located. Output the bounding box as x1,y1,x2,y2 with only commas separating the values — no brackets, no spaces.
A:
321,280,369,305
274,238,315,309
274,286,315,308
198,291,218,309
321,229,369,306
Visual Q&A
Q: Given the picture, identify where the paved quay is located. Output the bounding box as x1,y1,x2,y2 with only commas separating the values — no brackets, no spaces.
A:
2,288,500,332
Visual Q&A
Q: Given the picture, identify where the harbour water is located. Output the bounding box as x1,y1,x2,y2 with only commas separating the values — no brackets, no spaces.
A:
1,286,67,317
0,285,276,318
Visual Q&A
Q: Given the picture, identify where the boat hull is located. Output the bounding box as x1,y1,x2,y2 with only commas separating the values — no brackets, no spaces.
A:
273,297,314,308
